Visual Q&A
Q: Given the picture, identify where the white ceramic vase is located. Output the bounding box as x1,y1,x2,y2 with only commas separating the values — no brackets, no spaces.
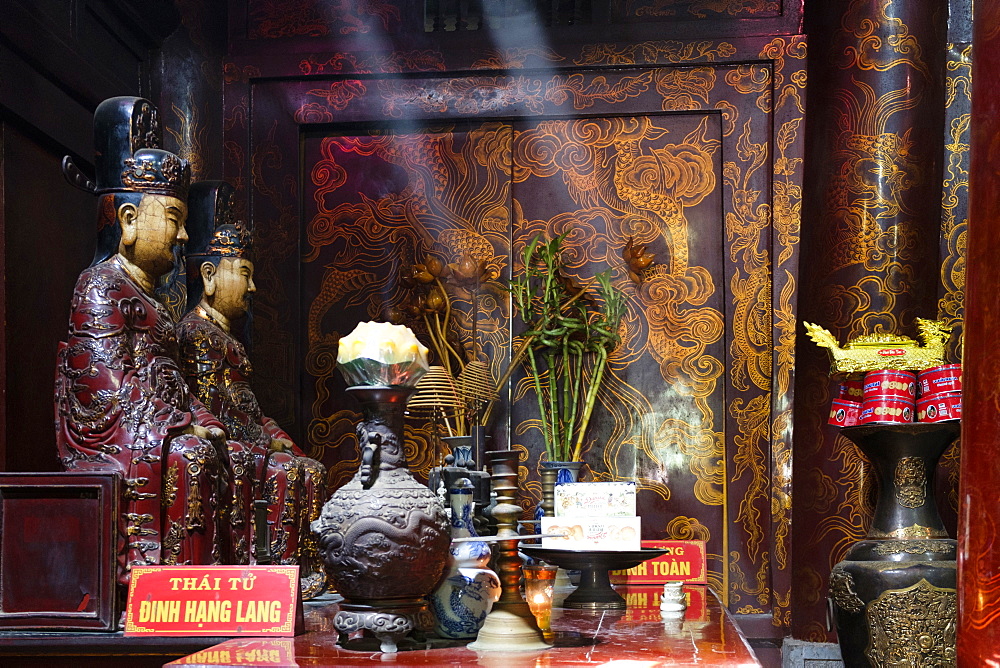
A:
429,477,501,639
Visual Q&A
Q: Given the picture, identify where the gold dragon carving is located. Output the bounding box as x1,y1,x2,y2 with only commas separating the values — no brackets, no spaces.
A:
803,318,951,374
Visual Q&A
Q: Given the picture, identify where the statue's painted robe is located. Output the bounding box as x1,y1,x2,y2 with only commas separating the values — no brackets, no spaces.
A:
176,308,328,597
54,256,231,583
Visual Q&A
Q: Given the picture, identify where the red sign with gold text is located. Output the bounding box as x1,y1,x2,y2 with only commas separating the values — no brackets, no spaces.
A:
124,566,299,636
609,540,708,584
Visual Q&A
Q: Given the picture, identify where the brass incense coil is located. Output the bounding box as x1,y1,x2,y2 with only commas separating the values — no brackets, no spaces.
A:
456,360,498,403
406,365,463,418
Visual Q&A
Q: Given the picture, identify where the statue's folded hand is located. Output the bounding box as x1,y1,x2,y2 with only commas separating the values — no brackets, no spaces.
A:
185,424,226,445
269,437,293,454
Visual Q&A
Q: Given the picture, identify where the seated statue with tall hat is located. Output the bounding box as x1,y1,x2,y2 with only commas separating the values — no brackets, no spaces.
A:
54,96,231,586
176,180,328,597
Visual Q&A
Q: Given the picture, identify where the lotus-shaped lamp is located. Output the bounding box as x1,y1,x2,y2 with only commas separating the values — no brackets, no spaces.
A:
337,321,430,387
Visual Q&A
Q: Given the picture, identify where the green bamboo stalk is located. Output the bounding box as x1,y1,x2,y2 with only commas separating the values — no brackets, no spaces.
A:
561,354,573,461
558,337,570,460
573,346,609,462
566,348,583,461
527,347,553,457
545,350,561,459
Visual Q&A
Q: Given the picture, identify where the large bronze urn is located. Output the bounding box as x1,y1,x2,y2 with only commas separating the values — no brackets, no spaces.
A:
829,422,958,666
312,386,450,652
311,322,450,653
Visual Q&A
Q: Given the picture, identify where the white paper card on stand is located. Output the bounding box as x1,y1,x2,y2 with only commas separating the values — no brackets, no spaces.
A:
541,516,642,551
554,481,637,518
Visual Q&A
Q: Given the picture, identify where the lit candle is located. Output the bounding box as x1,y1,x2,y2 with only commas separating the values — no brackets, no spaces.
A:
523,564,557,634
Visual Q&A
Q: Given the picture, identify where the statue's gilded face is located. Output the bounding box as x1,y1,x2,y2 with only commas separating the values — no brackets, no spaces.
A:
119,194,189,277
208,257,256,320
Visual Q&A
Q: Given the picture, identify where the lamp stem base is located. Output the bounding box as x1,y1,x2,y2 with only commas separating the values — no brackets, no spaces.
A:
466,601,551,651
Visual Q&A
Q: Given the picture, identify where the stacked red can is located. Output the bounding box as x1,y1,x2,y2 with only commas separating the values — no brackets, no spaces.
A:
828,380,863,427
858,370,916,425
915,364,962,422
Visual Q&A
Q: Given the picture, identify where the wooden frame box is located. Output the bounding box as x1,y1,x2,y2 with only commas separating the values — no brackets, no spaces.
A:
0,472,120,631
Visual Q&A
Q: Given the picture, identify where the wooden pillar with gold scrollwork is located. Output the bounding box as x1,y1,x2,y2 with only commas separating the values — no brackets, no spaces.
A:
793,0,951,642
958,1,1000,661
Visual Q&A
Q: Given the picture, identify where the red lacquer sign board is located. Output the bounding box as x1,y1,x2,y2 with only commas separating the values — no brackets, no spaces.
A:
609,540,708,584
124,565,299,636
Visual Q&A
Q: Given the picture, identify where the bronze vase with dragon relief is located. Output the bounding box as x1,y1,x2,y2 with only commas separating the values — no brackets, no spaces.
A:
829,422,959,667
311,386,450,653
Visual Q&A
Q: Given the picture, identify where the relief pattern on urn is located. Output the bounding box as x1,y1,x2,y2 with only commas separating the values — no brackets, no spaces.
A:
829,567,864,615
315,477,450,601
866,579,957,666
894,457,927,509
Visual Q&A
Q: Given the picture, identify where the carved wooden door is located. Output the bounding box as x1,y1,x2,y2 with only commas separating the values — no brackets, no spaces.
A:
230,35,804,625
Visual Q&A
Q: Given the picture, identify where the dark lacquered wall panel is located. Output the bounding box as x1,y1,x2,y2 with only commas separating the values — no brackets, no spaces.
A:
224,3,805,631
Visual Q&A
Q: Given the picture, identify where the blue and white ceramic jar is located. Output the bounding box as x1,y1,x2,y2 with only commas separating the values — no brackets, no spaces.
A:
429,477,501,639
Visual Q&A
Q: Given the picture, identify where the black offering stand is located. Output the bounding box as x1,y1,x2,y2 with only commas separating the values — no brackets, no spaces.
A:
519,546,667,610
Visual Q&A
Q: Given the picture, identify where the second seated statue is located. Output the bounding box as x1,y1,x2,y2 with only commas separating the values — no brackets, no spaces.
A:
54,96,231,585
176,180,329,598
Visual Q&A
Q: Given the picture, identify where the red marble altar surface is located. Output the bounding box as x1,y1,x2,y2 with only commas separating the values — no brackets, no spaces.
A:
168,585,760,667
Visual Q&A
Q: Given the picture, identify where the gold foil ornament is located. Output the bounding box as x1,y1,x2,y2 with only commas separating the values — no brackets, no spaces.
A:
803,318,952,375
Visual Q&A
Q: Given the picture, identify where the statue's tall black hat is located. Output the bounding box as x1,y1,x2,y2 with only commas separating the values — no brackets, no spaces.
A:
96,97,188,197
185,180,251,259
62,96,189,199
